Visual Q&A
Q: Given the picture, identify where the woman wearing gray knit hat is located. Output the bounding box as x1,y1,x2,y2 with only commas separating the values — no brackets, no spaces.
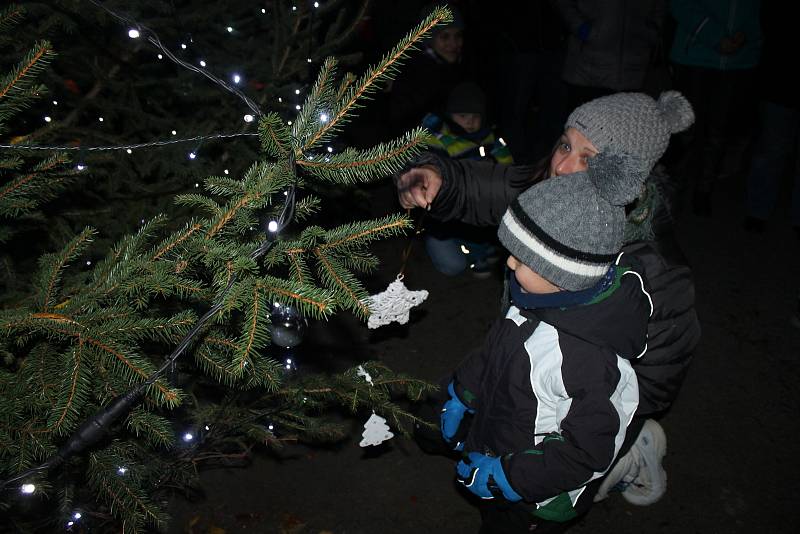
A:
398,91,694,223
398,91,701,532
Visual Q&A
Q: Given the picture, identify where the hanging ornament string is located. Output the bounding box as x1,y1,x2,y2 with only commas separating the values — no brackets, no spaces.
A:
356,366,394,447
398,208,428,277
365,209,429,329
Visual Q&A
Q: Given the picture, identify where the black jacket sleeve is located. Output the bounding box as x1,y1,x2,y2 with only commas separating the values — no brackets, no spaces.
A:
623,240,700,416
411,152,539,227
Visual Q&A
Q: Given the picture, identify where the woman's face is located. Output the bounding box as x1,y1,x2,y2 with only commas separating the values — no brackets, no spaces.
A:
549,127,599,177
431,28,464,64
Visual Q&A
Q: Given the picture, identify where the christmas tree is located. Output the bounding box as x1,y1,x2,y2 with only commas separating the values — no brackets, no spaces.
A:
5,0,374,257
1,4,451,532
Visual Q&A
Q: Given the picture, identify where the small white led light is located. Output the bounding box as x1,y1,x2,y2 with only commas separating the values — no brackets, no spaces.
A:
267,221,279,232
128,28,140,38
320,113,328,123
52,100,58,105
181,43,187,49
189,152,197,160
157,53,163,59
479,146,486,157
20,484,35,494
199,60,207,67
295,89,300,95
498,137,507,146
224,169,229,175
126,148,132,154
183,432,194,442
171,130,177,135
233,73,242,84
244,114,254,123
44,116,52,122
76,164,86,171
226,26,233,33
295,104,301,110
73,512,82,520
98,117,104,122
327,146,333,153
117,466,128,475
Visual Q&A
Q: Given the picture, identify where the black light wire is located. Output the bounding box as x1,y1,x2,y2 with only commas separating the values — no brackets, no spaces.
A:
0,0,305,491
84,0,264,118
0,181,296,492
0,132,259,152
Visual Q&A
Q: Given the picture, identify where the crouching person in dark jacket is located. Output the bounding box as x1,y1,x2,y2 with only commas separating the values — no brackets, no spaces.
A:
403,92,701,532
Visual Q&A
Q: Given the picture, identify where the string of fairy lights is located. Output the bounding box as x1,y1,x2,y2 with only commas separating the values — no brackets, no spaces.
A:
1,1,334,529
4,0,331,167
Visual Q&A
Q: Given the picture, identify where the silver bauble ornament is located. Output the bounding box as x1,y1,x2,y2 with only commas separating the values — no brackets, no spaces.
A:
268,303,306,348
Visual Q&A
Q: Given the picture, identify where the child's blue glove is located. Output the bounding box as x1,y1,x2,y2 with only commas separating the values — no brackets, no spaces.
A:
440,382,474,449
456,452,522,501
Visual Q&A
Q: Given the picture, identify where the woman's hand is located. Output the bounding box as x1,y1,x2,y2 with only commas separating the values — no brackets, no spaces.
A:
396,165,442,209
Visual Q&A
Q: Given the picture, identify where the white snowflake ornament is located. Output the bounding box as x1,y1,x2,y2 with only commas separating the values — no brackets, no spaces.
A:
365,275,428,329
356,365,374,386
359,412,394,447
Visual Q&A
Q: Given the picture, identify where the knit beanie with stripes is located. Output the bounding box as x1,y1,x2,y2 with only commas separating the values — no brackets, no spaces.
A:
498,150,648,292
497,91,695,291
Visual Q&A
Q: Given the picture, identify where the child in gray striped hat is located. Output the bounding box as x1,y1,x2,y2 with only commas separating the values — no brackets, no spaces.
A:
442,99,684,530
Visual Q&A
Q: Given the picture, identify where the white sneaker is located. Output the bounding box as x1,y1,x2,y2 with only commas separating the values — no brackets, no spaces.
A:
622,419,668,506
594,419,667,505
594,445,638,503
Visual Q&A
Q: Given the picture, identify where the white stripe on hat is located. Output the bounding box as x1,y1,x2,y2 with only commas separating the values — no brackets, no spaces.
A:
502,211,610,279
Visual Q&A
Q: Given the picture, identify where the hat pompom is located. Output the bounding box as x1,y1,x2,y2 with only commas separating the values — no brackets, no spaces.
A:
657,91,694,134
587,151,648,207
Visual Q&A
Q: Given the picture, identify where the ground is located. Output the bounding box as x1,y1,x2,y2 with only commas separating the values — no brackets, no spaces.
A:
168,179,800,533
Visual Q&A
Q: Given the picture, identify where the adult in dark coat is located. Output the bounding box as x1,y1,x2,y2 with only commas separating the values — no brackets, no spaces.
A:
399,91,701,531
387,3,471,137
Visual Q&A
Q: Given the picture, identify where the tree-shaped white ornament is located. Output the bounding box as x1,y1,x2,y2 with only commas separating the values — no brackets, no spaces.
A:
359,412,394,447
365,275,428,329
356,365,393,446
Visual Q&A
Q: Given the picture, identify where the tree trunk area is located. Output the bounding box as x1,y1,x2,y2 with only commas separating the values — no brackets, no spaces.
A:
168,178,800,533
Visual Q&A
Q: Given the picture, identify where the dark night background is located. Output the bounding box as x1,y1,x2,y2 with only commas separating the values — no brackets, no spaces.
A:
3,0,800,532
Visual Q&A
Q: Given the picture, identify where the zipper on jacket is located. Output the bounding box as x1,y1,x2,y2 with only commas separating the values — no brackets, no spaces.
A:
721,0,739,70
685,16,709,54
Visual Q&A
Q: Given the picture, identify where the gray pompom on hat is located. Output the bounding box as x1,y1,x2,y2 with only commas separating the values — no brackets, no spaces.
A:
498,172,626,291
565,91,695,177
498,91,694,292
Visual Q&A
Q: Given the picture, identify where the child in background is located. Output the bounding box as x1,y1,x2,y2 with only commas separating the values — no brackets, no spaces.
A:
422,82,512,277
423,81,513,164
